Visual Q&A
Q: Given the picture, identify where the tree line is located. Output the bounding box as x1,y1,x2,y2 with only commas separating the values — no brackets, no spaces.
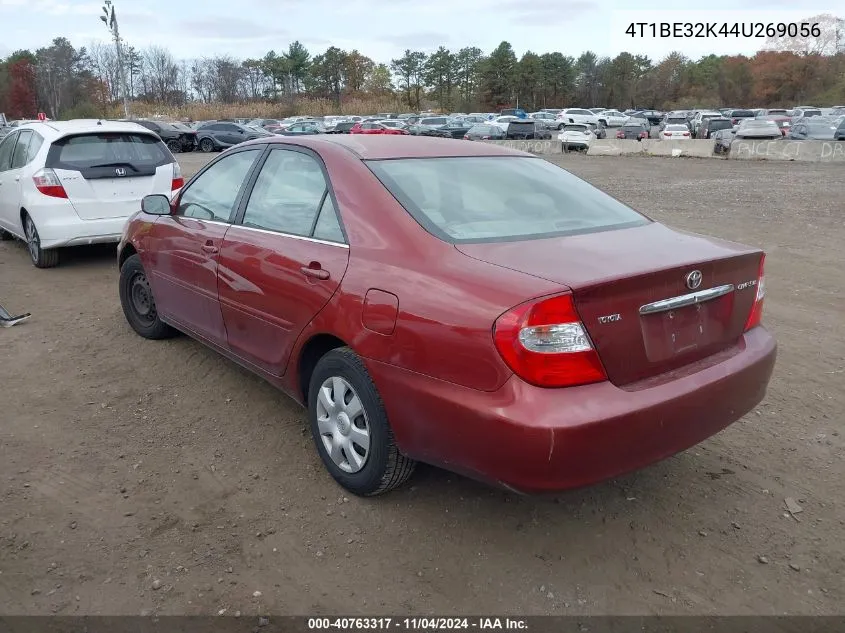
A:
0,13,843,120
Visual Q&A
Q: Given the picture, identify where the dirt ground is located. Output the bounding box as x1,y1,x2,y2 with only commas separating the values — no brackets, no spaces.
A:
1,152,843,617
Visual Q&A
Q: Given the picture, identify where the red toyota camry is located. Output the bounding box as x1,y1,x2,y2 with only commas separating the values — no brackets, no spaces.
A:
117,136,776,496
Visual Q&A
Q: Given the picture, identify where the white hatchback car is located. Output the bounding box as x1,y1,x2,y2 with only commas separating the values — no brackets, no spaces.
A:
0,119,181,267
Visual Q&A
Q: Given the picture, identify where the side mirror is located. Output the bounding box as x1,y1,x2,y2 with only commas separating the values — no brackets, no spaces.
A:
141,194,171,215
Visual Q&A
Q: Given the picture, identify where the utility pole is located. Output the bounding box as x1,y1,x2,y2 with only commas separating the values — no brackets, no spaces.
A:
100,0,130,119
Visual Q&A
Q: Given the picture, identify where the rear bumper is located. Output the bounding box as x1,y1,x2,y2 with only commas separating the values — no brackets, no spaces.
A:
366,327,777,493
29,199,129,248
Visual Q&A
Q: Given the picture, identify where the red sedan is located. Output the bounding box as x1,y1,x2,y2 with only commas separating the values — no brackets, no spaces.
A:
117,136,776,496
349,122,408,135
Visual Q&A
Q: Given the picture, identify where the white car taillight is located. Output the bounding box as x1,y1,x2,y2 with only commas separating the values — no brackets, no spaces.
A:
172,162,184,191
32,168,68,199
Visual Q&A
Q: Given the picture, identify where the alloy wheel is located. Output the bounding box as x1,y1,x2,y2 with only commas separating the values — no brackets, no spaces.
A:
25,216,39,263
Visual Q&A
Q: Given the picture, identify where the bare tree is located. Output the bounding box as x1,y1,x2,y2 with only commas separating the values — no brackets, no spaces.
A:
190,58,215,102
764,13,845,55
141,45,179,103
210,56,244,103
89,42,120,101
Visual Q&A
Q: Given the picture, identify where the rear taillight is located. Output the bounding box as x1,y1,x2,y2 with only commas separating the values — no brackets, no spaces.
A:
172,162,184,190
743,254,766,331
32,168,67,198
682,132,689,136
616,132,624,139
493,294,607,388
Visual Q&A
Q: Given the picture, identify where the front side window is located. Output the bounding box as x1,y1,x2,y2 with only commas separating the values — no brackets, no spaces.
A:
366,156,648,243
177,148,261,221
242,149,333,237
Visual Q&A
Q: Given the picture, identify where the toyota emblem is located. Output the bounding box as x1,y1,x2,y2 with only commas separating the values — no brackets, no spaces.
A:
686,270,703,290
115,168,126,177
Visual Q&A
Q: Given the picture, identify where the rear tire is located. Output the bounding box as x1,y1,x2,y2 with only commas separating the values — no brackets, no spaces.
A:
199,138,215,153
308,347,416,496
23,214,59,268
119,254,177,339
166,139,182,153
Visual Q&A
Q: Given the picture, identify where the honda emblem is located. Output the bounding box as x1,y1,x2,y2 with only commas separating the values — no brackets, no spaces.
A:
115,168,126,177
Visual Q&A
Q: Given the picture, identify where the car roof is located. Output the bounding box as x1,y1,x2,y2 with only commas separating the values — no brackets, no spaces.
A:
17,119,154,139
238,135,532,159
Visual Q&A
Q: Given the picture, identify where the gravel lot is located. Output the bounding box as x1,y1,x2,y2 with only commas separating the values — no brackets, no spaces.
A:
1,152,843,616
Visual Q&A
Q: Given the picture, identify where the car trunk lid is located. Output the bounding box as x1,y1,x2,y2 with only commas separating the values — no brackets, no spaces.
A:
456,223,763,386
54,164,173,220
46,131,175,220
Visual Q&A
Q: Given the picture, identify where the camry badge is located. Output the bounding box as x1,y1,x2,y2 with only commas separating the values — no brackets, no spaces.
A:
686,270,702,290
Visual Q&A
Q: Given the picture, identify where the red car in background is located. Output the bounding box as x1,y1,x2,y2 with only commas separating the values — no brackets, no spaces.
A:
117,136,776,497
350,122,408,135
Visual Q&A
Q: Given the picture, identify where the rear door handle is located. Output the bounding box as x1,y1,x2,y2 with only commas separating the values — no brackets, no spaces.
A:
201,242,218,254
300,266,329,280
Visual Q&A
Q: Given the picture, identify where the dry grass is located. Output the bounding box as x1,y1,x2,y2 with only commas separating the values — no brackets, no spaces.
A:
125,95,410,120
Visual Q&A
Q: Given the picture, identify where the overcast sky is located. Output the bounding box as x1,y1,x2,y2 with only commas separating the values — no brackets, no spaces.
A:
0,0,836,64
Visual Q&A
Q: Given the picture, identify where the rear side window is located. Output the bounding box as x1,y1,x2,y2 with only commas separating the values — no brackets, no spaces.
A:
732,110,754,117
0,133,17,171
366,156,648,243
242,149,330,237
46,132,172,178
10,130,33,169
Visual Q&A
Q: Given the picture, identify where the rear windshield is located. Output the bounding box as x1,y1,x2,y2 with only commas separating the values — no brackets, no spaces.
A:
709,119,733,130
508,121,534,128
420,118,447,126
731,110,754,117
666,117,687,123
622,124,644,131
468,125,496,133
365,157,648,243
564,125,588,131
802,109,822,117
46,132,171,173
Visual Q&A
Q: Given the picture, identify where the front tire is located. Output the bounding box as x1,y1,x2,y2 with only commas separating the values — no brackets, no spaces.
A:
23,214,59,268
119,254,177,339
308,347,416,496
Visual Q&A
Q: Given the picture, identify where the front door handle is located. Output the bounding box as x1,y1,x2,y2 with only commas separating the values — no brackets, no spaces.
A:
201,242,218,254
300,265,329,280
